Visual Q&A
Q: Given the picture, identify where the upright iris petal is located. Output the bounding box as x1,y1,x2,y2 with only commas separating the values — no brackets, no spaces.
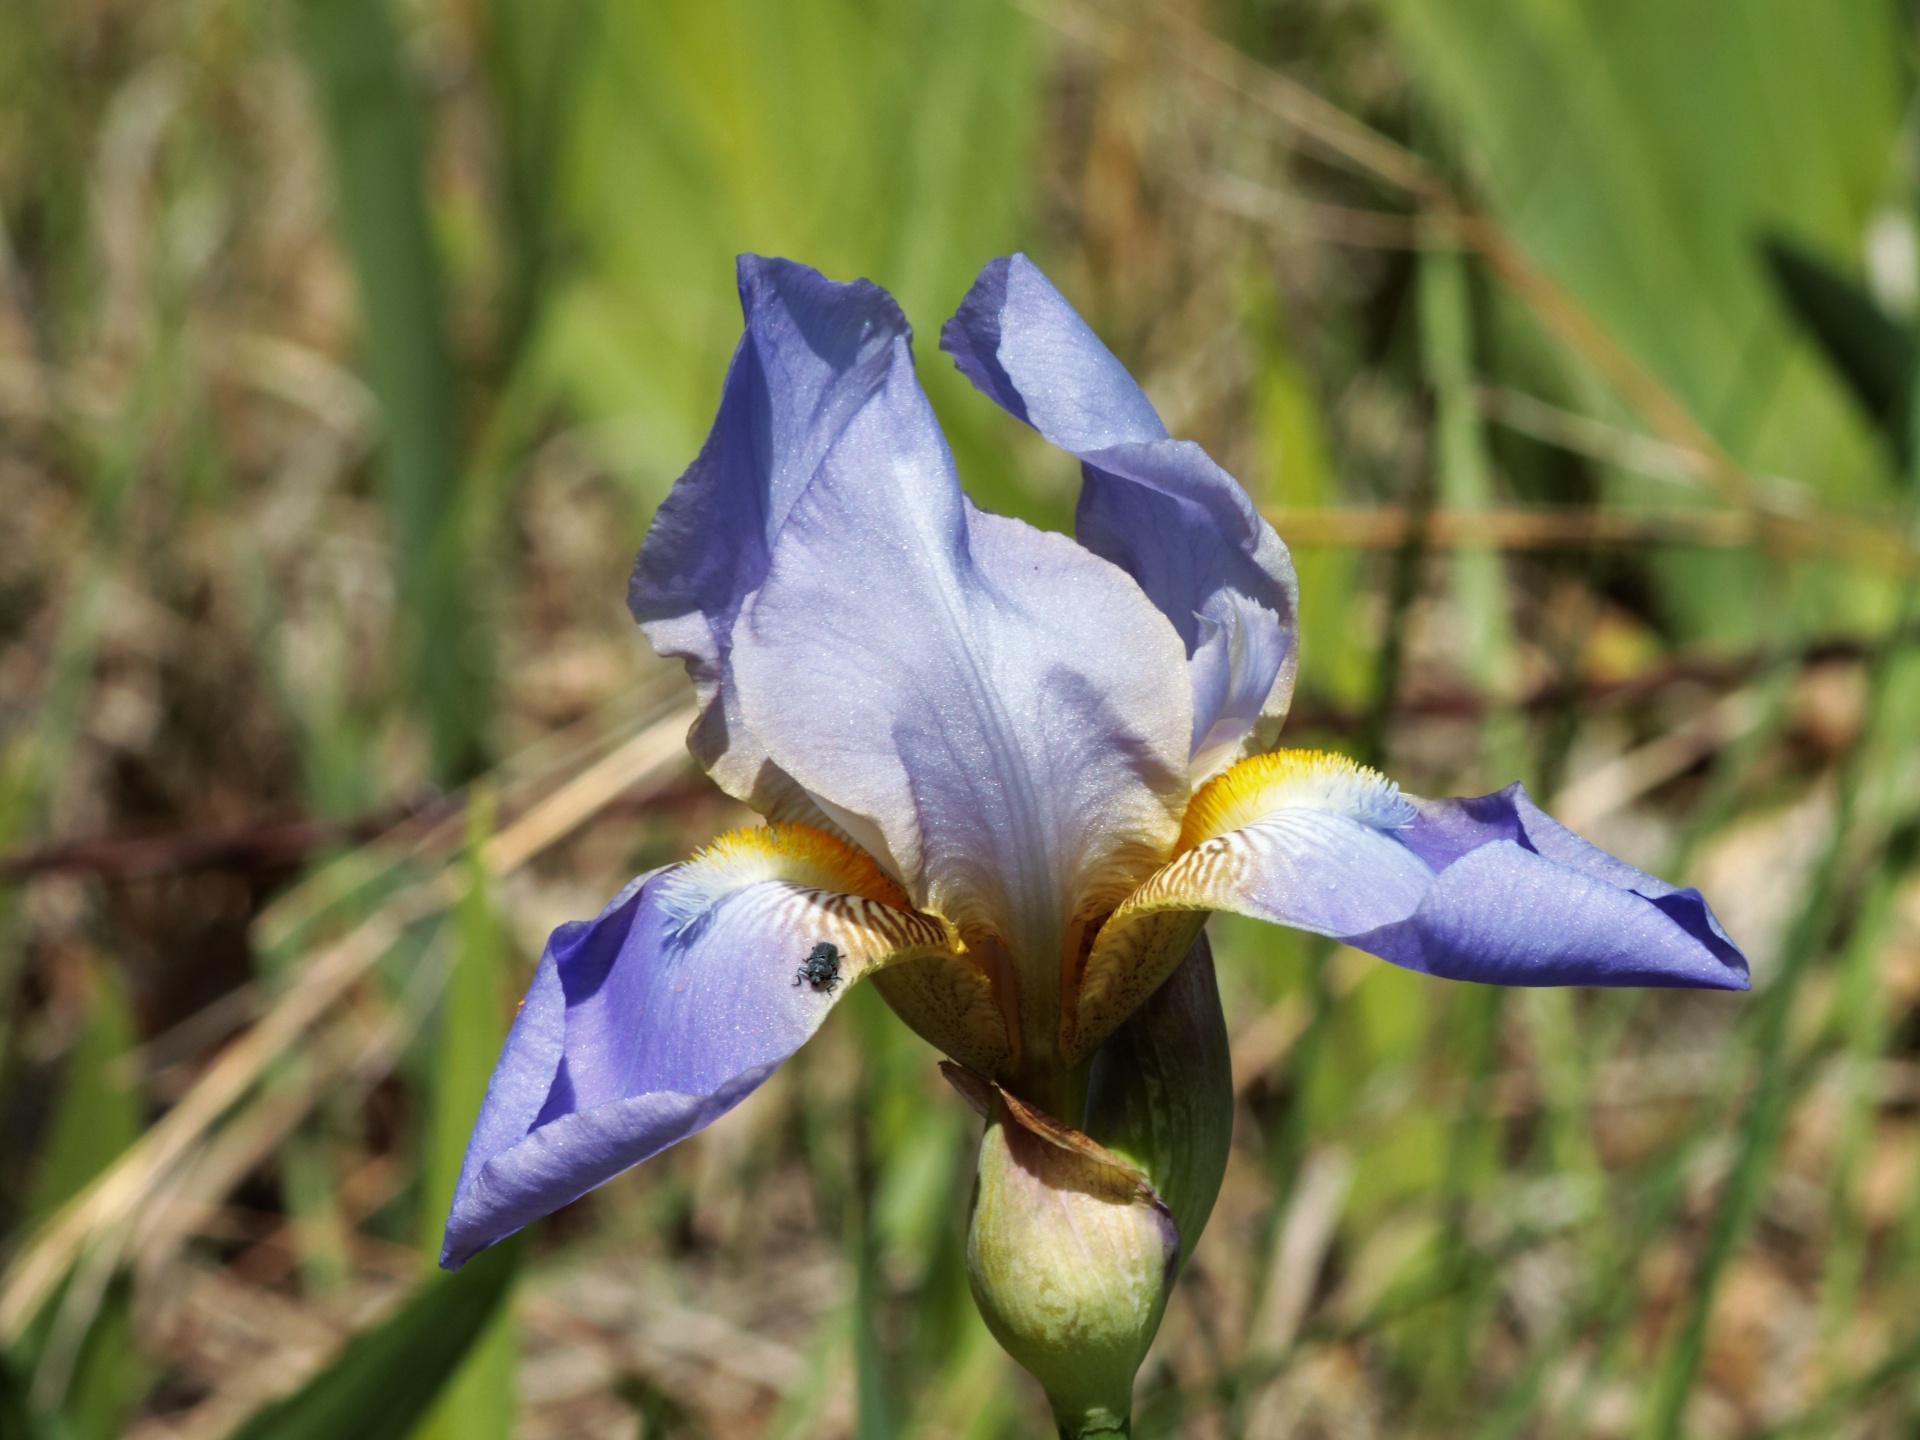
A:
942,255,1301,779
628,258,908,830
726,280,1194,1070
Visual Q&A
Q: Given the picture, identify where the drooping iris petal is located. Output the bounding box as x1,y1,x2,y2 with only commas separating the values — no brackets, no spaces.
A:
942,254,1301,778
441,824,957,1268
728,310,1193,1065
627,256,906,829
1074,752,1748,1062
1358,784,1749,987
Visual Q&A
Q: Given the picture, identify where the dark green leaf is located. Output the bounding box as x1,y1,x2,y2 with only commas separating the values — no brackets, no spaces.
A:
0,1350,45,1440
224,1238,521,1440
1762,233,1915,464
411,789,516,1440
27,963,140,1230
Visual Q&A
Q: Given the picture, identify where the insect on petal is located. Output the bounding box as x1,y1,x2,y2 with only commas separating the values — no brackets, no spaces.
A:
441,824,963,1268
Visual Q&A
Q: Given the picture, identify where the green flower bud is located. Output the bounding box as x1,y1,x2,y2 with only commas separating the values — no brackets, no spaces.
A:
948,935,1234,1437
956,1072,1178,1438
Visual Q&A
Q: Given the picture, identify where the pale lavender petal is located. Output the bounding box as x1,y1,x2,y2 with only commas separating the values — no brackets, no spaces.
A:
729,332,1193,1059
1189,593,1294,780
443,868,882,1268
1146,766,1747,992
942,255,1300,773
1206,808,1436,938
627,256,907,822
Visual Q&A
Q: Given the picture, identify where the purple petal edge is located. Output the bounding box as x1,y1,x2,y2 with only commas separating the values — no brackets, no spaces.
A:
941,254,1299,768
441,867,854,1268
626,256,909,817
1346,785,1749,990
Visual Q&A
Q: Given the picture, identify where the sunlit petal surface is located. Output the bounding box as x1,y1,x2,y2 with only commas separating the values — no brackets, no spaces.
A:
627,256,909,831
727,271,1192,1063
1359,784,1750,988
942,254,1300,778
441,824,953,1267
1078,753,1748,1059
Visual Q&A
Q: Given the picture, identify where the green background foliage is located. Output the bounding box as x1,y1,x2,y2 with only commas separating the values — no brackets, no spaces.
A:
1,0,1918,1434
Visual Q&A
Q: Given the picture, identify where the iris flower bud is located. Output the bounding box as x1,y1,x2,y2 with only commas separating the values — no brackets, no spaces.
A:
951,937,1234,1437
960,1076,1177,1437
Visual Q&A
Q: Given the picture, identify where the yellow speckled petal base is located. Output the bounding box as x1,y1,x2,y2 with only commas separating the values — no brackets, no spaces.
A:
1066,750,1416,1062
662,822,1015,1073
658,822,954,983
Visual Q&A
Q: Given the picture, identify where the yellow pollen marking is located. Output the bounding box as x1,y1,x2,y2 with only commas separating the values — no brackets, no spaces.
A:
659,821,915,928
1176,748,1412,853
1064,751,1408,1067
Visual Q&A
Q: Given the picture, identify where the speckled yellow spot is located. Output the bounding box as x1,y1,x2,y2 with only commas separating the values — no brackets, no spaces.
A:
1177,748,1411,853
1062,750,1412,1065
662,821,914,925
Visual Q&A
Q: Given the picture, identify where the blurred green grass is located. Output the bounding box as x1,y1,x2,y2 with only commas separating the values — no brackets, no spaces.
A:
2,0,1920,1436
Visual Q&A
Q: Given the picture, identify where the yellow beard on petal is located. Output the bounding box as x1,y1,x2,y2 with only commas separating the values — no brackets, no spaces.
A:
661,821,915,922
657,822,1010,1075
1176,748,1412,854
1062,749,1412,1066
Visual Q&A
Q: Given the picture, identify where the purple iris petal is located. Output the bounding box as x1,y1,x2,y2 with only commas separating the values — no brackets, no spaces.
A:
727,295,1193,1045
441,870,855,1269
1345,784,1748,988
1259,783,1746,990
942,255,1300,772
627,257,906,822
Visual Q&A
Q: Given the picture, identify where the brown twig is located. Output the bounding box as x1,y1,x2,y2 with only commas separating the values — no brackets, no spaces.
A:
1263,504,1920,575
1267,505,1754,552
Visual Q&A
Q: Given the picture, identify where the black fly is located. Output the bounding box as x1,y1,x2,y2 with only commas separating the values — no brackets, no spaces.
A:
793,941,843,993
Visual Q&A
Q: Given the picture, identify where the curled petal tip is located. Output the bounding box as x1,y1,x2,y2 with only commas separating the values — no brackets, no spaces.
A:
1375,785,1750,990
944,253,1299,777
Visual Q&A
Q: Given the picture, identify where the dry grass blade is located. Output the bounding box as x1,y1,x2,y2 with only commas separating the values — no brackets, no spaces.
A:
1475,386,1722,490
1552,689,1767,832
480,711,692,875
1196,174,1427,251
1449,214,1757,511
521,1293,808,1398
0,904,416,1339
1142,4,1439,197
1247,1147,1353,1361
0,700,698,1340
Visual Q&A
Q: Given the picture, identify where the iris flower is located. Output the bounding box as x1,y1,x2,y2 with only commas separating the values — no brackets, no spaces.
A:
441,254,1746,1357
